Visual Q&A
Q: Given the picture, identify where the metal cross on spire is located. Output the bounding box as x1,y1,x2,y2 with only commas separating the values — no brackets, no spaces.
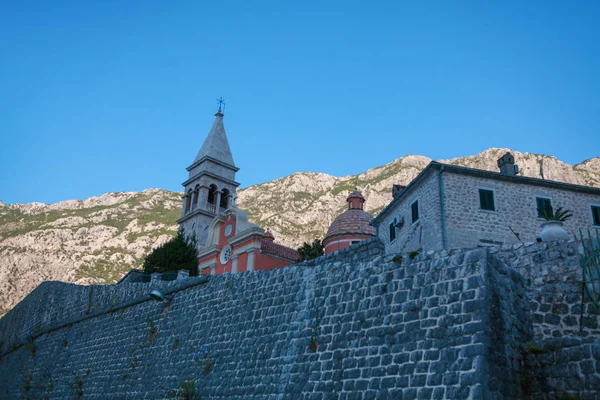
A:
216,97,225,113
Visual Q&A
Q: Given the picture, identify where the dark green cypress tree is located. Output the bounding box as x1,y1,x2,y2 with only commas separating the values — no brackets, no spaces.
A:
142,229,199,276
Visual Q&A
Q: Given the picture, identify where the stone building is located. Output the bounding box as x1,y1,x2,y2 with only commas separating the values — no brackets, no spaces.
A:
322,190,376,254
372,152,600,254
179,105,298,274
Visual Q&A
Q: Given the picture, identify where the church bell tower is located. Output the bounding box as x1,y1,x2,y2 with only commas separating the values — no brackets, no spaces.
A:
177,100,239,248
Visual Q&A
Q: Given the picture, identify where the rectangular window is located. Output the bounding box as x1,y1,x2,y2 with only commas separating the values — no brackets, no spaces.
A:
536,197,552,218
592,205,600,226
411,200,419,223
389,220,396,241
479,189,495,211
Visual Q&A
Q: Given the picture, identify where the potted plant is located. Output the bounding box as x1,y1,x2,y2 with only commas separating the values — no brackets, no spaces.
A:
537,205,573,242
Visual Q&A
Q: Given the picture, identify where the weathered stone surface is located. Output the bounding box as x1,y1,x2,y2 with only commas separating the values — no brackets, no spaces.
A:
0,240,598,399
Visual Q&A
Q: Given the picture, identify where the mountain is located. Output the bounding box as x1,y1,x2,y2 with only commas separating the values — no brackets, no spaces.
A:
1,148,598,317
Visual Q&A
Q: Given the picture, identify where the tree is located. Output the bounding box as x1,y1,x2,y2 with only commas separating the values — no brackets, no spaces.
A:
142,229,199,276
297,239,324,261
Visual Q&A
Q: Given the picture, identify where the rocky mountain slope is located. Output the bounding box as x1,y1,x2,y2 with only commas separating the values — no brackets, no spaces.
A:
1,148,598,316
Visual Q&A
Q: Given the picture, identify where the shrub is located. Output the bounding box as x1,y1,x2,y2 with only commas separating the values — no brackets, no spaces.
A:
298,239,324,261
142,229,198,276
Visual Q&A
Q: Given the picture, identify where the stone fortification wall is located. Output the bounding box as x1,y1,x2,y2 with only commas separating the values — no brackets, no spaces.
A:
1,244,504,399
294,237,384,268
523,336,600,398
485,254,532,397
0,275,195,356
492,240,600,340
0,240,598,399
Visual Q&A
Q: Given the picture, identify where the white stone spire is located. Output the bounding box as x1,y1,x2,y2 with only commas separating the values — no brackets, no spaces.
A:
193,107,236,168
178,102,240,249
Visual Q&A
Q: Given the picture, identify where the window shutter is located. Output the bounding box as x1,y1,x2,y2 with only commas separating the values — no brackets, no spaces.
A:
411,201,419,223
592,206,600,225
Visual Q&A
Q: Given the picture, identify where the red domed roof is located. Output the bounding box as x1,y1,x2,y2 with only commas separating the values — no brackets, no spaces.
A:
325,209,376,238
347,190,365,202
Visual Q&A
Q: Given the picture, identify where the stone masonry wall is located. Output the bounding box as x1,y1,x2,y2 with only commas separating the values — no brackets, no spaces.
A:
492,240,600,399
1,245,502,399
485,253,532,398
492,240,600,341
376,169,443,254
442,171,600,249
294,237,384,268
0,276,192,356
523,336,600,398
1,241,599,399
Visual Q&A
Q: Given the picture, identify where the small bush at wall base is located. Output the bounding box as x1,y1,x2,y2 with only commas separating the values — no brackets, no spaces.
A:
177,379,200,400
392,255,402,265
527,343,547,354
409,250,420,260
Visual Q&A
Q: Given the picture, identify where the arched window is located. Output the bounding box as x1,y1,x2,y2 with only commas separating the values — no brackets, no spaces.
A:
207,184,218,205
192,185,200,209
185,189,192,213
220,188,230,209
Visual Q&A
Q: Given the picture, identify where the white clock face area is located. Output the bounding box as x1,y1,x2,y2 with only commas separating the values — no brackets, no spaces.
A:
220,244,232,265
224,225,233,237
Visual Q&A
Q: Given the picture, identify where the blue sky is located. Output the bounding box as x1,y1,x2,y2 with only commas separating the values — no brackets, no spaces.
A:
1,1,599,205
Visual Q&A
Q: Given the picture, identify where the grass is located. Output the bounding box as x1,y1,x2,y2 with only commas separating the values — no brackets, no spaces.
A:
527,343,545,354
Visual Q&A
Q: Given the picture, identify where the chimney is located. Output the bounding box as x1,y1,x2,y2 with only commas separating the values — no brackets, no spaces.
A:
497,152,518,176
392,184,406,198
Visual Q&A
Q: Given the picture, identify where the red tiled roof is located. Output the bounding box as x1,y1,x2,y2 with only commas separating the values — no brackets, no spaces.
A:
325,209,376,238
260,240,300,261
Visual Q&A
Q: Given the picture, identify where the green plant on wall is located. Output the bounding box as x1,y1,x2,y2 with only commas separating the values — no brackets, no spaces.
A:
68,370,88,400
176,379,200,400
41,368,54,397
24,337,37,357
161,378,201,399
194,345,214,374
308,305,321,353
146,317,158,344
22,374,32,397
